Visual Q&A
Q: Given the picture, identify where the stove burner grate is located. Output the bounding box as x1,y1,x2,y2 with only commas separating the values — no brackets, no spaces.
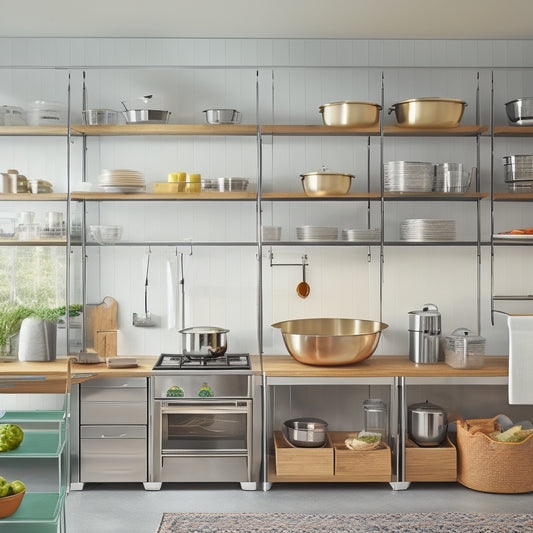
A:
153,353,251,370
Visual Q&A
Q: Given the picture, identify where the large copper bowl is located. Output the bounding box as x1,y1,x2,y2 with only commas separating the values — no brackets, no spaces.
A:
271,318,388,366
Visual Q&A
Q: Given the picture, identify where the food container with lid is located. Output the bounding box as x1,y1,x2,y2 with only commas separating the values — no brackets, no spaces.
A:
82,109,120,125
408,401,448,447
444,328,486,369
26,101,67,126
0,105,25,126
363,399,389,442
408,303,441,364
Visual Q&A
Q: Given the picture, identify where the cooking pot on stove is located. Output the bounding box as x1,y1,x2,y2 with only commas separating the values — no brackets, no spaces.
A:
179,326,229,358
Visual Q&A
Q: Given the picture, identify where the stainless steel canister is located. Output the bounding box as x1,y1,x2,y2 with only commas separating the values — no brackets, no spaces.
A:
408,303,441,364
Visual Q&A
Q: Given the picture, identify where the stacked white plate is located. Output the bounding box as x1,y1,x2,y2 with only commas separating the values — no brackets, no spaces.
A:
296,226,338,241
342,228,381,242
384,161,434,192
98,169,146,193
400,219,456,241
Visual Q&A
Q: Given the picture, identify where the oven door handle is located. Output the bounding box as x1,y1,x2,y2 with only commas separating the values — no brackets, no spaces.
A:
161,404,249,415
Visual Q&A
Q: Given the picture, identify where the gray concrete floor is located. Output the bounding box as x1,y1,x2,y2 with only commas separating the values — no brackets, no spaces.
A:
65,482,533,533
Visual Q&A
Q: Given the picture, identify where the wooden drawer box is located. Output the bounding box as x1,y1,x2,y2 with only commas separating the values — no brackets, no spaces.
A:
405,437,457,482
330,431,392,481
274,431,334,478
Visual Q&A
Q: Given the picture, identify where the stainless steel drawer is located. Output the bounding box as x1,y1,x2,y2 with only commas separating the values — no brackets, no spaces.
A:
81,425,147,482
81,378,147,403
160,455,248,482
81,401,147,425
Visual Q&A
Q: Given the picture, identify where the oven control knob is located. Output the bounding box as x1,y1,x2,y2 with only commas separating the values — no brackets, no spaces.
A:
166,386,184,398
198,383,214,397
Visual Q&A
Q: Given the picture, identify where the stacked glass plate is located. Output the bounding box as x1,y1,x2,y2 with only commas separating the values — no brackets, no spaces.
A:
400,219,456,241
98,169,146,192
503,155,533,192
341,228,381,242
89,225,123,244
296,226,338,241
384,161,434,192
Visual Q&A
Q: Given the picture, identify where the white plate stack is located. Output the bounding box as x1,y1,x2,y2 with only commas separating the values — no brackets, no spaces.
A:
384,161,434,192
342,228,381,242
400,219,456,241
296,226,338,241
98,169,146,193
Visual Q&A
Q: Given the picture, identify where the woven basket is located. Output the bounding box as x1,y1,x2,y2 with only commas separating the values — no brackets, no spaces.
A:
457,416,533,493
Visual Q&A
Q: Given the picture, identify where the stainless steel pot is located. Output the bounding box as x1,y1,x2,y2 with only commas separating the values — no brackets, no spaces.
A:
179,326,229,358
388,98,467,128
283,418,328,447
319,101,381,127
122,109,170,124
408,401,448,447
505,98,533,126
203,109,241,124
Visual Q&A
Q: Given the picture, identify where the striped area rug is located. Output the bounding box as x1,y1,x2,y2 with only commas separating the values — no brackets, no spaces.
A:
156,512,533,532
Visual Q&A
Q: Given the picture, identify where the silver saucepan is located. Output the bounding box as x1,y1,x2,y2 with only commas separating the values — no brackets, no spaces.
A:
179,326,229,358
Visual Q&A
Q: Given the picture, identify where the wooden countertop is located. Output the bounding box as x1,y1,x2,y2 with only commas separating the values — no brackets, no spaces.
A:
0,354,508,382
260,355,509,378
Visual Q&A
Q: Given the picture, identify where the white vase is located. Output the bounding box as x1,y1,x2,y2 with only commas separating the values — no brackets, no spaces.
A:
18,318,57,361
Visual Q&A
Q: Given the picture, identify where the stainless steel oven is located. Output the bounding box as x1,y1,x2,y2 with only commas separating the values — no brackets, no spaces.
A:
150,354,261,490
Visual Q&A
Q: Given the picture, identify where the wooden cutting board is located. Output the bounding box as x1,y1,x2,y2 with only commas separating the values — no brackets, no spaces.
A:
91,296,118,357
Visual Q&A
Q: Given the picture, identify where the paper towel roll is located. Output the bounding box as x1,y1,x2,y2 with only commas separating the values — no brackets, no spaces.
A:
507,314,533,405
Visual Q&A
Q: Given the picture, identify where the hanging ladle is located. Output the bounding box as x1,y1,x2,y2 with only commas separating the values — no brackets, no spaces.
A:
296,260,310,299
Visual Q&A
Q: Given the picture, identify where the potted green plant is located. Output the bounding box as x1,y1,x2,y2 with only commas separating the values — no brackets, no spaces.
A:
0,303,82,362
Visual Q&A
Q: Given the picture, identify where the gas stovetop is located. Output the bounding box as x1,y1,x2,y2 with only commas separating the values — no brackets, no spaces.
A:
153,353,251,371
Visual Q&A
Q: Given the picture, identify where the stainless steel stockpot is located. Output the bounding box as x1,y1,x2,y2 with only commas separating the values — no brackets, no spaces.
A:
179,326,229,358
283,418,328,447
408,401,448,447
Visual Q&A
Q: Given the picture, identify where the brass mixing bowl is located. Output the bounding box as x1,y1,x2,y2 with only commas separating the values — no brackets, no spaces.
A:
388,98,467,128
271,318,388,366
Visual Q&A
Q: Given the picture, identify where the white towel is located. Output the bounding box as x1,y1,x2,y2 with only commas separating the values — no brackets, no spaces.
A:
507,314,533,405
166,256,177,329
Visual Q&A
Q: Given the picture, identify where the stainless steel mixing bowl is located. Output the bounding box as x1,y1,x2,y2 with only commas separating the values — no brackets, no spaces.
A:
271,318,388,366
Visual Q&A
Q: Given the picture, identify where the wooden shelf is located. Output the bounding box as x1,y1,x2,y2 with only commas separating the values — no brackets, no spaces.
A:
261,355,508,378
71,191,256,200
0,193,67,201
494,126,533,136
261,125,380,136
261,192,380,200
0,126,69,136
383,125,488,136
0,239,66,246
494,192,533,201
72,124,258,136
384,192,488,200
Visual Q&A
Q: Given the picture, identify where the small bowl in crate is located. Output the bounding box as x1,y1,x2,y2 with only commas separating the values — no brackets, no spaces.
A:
89,225,122,245
0,490,25,518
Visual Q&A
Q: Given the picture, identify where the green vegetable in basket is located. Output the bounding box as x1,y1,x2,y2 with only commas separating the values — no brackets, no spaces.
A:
0,424,24,452
357,433,381,444
9,480,25,494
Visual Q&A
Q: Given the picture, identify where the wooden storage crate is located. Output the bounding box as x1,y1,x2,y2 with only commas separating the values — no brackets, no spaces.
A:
273,431,334,478
330,431,392,481
405,436,457,482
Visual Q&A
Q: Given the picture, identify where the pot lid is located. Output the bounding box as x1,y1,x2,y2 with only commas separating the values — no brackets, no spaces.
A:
446,328,485,346
408,400,445,414
179,326,229,334
408,303,441,331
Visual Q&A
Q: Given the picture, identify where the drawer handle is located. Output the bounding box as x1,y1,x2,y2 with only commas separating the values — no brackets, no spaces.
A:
99,434,129,439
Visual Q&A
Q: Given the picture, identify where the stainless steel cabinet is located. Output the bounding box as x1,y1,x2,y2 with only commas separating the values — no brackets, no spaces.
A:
79,377,148,485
